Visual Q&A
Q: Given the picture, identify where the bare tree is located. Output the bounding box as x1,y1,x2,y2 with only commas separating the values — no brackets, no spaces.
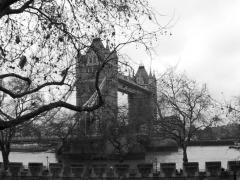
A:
42,111,78,143
0,77,44,169
155,68,218,163
0,0,164,130
94,105,147,162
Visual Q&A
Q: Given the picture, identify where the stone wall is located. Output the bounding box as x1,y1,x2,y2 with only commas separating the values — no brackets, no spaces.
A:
1,161,240,179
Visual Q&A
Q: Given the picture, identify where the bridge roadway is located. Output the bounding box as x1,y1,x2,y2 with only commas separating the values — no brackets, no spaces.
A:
117,74,151,94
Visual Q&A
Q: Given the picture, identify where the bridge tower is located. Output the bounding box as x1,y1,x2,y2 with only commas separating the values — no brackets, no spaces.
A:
128,66,157,135
76,38,157,136
76,38,118,135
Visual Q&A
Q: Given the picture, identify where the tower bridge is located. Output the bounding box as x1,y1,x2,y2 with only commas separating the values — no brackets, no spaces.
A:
76,38,157,135
57,39,160,162
11,39,158,151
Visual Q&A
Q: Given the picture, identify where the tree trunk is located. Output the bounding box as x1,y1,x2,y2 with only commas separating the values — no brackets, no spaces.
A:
1,147,10,170
182,145,188,163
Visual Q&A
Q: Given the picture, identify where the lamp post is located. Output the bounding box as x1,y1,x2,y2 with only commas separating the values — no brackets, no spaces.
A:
46,156,49,170
154,158,158,172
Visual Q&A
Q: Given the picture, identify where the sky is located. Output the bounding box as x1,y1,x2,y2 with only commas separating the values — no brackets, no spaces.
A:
121,0,240,102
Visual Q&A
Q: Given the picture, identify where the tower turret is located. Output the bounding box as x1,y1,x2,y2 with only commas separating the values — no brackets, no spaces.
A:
148,70,157,124
135,65,149,85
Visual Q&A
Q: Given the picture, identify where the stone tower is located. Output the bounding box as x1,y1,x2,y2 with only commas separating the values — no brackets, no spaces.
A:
128,65,157,135
76,38,118,135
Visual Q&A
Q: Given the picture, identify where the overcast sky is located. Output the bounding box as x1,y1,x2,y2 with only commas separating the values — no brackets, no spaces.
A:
121,0,240,102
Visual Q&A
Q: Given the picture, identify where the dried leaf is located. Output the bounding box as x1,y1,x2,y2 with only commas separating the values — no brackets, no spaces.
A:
19,56,27,69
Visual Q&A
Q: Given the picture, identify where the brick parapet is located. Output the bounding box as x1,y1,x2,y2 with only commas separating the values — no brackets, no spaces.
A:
1,161,240,179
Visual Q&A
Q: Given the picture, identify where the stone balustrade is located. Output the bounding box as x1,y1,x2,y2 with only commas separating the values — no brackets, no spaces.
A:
160,162,176,177
0,161,240,179
228,160,240,174
205,161,221,176
49,163,63,177
183,162,199,177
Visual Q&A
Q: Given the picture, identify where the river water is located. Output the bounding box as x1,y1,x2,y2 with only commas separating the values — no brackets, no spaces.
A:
1,146,240,170
146,146,240,170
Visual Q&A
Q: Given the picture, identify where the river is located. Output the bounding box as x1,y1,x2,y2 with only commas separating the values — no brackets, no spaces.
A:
146,146,240,170
1,146,240,170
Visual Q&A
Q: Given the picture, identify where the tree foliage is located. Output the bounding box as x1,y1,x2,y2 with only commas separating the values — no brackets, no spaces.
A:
0,0,161,130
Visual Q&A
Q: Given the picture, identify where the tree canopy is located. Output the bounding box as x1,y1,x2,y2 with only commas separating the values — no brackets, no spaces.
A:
0,0,162,130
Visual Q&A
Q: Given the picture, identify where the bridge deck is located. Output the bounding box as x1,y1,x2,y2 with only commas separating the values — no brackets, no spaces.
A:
118,74,151,94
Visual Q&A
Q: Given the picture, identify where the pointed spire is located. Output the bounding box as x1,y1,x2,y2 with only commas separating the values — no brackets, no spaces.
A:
149,67,152,77
153,70,156,79
149,59,153,77
135,65,149,85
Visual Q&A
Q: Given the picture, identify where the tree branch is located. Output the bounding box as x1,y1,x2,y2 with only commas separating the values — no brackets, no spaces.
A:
0,73,31,85
0,69,68,99
0,99,104,130
0,0,34,18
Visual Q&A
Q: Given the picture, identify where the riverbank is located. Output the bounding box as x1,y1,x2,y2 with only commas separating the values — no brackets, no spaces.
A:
146,146,178,152
146,139,235,151
147,138,178,152
0,144,53,153
189,140,234,146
